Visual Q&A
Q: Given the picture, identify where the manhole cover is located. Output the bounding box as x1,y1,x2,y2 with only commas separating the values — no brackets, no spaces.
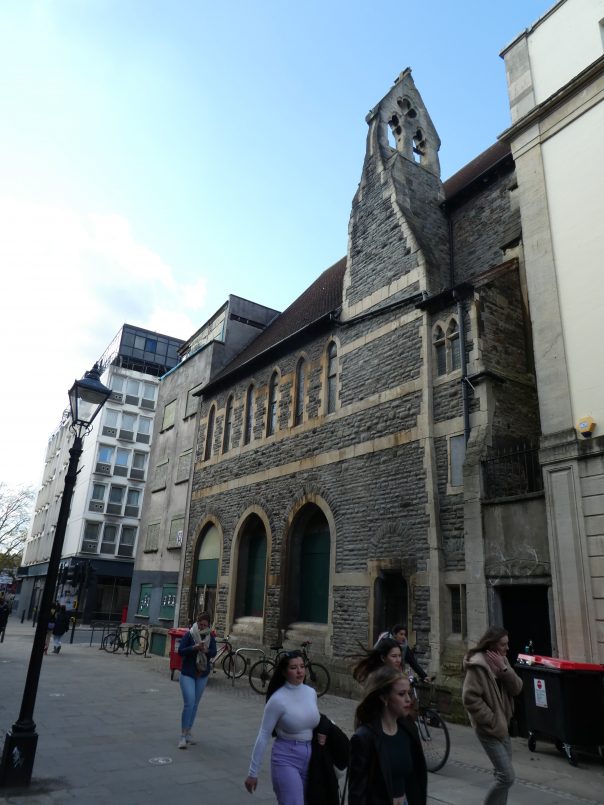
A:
149,757,173,765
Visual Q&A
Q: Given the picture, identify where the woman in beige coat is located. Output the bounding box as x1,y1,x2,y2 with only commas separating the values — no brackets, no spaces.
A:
462,626,522,805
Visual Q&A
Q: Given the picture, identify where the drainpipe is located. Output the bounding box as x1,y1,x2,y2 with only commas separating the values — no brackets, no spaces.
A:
448,216,471,445
455,292,471,446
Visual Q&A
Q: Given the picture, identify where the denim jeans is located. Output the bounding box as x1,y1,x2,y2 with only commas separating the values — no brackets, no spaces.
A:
179,673,209,732
270,737,311,805
477,733,515,805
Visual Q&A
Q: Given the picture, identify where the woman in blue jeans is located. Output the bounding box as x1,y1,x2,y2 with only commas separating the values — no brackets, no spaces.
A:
244,651,324,804
177,611,216,749
462,626,523,805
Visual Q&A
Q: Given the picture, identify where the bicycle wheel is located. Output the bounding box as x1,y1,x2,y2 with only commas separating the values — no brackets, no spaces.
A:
305,662,330,697
102,632,121,653
249,658,275,694
130,632,148,655
222,652,247,679
416,708,450,772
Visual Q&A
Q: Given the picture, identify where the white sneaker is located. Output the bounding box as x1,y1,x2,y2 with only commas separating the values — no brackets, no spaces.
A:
185,735,197,745
178,737,187,749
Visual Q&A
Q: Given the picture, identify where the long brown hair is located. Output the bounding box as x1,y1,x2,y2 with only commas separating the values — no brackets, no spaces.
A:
466,626,508,660
352,638,402,684
354,665,406,728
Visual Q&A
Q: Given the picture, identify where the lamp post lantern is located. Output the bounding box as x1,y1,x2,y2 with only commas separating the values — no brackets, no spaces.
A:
0,364,111,788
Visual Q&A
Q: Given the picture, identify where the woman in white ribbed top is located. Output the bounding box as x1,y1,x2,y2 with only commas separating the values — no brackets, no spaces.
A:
244,650,322,804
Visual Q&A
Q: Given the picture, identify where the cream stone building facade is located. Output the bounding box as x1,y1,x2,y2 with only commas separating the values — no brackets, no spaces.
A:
501,0,604,662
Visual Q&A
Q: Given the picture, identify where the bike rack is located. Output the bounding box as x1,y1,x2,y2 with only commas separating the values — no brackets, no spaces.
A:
233,647,265,688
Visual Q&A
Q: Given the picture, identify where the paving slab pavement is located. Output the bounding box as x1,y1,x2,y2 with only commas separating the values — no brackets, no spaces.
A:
0,617,603,804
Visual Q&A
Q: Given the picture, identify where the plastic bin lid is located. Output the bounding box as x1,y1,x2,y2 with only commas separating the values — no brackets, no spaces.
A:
516,653,604,671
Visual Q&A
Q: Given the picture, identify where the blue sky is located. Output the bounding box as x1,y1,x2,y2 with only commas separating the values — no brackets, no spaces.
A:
0,0,554,490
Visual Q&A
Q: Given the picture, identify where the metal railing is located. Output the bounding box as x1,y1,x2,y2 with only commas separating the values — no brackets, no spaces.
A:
482,442,543,500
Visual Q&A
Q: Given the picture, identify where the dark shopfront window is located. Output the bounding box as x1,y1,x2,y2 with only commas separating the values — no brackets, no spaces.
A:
92,577,131,621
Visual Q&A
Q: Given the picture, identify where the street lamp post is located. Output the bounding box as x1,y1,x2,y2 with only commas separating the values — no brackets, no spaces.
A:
0,365,111,788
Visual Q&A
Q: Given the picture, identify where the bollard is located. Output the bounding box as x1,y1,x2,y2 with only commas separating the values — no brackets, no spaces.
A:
20,610,25,624
69,617,76,644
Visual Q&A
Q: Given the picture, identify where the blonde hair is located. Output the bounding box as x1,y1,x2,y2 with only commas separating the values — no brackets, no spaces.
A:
354,665,407,728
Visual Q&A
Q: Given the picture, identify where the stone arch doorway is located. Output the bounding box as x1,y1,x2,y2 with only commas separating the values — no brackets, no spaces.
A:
234,514,267,620
192,523,221,622
373,570,408,641
284,504,331,627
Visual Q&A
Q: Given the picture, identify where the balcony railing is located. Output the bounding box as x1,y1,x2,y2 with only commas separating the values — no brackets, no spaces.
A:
482,442,543,500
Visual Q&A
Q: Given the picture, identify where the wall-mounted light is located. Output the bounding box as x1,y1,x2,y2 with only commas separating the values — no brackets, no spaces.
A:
577,416,596,438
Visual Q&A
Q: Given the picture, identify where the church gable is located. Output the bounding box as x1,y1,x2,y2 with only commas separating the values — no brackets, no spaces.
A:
343,69,450,318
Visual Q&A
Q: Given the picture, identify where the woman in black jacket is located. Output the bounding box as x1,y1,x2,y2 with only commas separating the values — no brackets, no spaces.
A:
349,666,427,805
51,605,70,654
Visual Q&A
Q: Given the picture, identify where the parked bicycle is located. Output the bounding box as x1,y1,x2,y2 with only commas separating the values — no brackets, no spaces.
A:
248,640,330,697
210,634,247,679
101,624,148,656
410,675,451,772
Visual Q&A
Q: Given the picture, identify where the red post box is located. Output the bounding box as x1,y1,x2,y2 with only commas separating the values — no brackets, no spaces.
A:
168,628,188,680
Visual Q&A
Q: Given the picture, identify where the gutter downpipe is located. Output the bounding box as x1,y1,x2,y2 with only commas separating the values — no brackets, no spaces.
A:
448,216,471,446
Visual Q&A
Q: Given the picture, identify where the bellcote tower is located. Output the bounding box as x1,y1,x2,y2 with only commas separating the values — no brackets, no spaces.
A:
342,68,450,319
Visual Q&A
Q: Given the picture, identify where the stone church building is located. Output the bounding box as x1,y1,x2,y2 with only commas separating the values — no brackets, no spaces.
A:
178,70,549,684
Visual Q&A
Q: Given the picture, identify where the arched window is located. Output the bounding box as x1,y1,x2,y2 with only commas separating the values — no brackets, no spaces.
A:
291,506,330,624
448,319,461,371
204,406,215,460
267,371,279,436
222,396,233,453
235,514,267,619
193,524,220,621
433,326,446,376
326,342,338,414
244,385,254,445
294,358,305,426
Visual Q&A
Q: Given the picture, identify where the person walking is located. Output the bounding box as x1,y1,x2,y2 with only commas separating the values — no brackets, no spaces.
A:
244,650,321,804
352,638,402,684
177,611,216,749
462,626,523,805
0,594,10,643
376,625,428,682
349,665,427,805
51,605,70,654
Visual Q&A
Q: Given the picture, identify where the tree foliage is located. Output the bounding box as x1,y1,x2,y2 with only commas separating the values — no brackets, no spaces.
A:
0,483,34,557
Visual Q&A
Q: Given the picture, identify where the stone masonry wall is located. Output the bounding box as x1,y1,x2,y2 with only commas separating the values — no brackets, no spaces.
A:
346,154,419,307
449,171,520,284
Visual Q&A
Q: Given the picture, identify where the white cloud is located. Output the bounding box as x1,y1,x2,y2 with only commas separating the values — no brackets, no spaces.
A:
0,197,206,490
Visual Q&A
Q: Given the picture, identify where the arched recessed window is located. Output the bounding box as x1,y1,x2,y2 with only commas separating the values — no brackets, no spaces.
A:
235,514,267,620
326,342,338,414
267,372,279,436
204,406,215,461
285,505,331,626
193,524,220,621
294,358,306,426
448,319,461,371
222,396,233,453
244,385,254,445
433,326,446,376
433,319,461,376
413,127,426,162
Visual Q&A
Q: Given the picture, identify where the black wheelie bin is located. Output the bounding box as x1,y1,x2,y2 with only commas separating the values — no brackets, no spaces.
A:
515,653,604,766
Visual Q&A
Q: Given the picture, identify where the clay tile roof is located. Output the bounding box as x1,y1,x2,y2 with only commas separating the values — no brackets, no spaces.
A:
443,140,511,202
205,256,347,390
